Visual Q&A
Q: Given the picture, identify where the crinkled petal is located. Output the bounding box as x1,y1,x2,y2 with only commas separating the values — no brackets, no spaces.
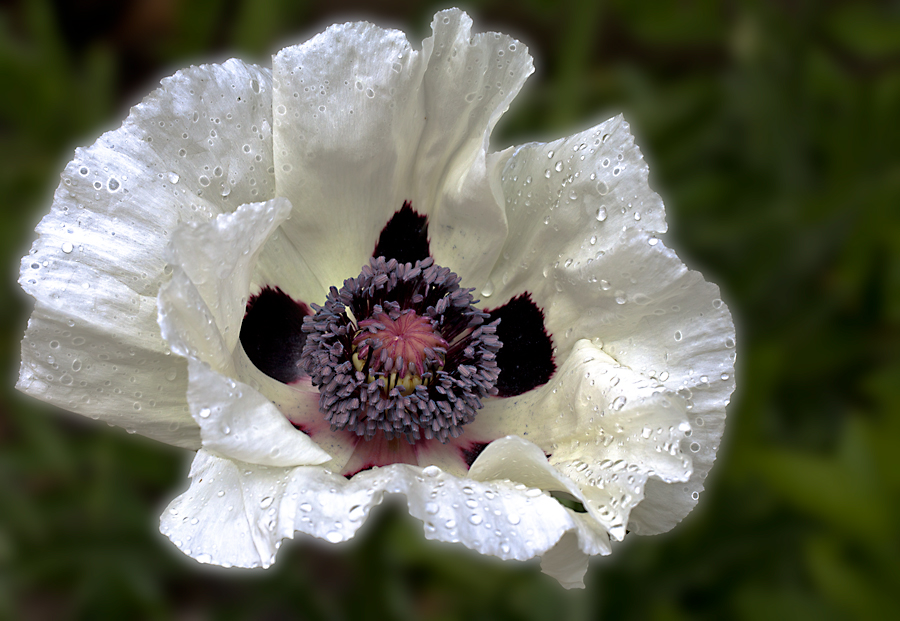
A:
160,450,295,568
271,8,532,295
467,341,693,539
483,125,734,531
231,346,360,471
18,59,274,448
167,197,292,353
162,452,610,579
467,436,615,587
185,359,330,467
483,116,666,346
158,198,329,467
411,11,532,290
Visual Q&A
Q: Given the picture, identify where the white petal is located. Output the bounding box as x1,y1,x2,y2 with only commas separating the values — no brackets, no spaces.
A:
539,532,590,589
412,11,533,290
18,59,273,447
271,20,421,291
160,450,298,568
480,138,735,532
271,9,532,296
163,452,607,582
167,197,292,353
186,359,330,467
157,198,329,467
482,115,666,320
467,341,693,539
231,345,360,472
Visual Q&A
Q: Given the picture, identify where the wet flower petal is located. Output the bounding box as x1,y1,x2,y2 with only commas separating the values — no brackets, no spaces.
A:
162,447,608,573
18,59,275,447
271,10,532,293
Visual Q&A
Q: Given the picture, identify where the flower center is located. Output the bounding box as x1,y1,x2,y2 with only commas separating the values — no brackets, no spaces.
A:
352,310,448,396
300,256,501,443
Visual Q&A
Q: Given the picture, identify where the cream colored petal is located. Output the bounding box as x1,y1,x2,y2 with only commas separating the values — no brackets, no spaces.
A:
18,59,274,447
271,9,532,300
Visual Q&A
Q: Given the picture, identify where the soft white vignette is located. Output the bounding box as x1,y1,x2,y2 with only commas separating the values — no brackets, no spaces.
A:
17,9,736,588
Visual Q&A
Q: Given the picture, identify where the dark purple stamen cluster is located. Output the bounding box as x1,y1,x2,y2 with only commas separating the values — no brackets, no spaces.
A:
300,256,502,443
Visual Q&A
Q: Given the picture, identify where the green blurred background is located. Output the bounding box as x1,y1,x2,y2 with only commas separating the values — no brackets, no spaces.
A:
2,0,899,618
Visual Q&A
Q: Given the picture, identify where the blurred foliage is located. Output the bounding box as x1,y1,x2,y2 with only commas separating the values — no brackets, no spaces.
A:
1,0,899,619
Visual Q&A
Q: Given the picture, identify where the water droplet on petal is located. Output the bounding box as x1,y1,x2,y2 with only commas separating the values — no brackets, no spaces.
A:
422,465,441,477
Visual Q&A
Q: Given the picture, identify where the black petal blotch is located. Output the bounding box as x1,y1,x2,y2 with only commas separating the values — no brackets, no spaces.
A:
460,441,490,468
487,293,556,397
240,286,311,384
373,201,430,264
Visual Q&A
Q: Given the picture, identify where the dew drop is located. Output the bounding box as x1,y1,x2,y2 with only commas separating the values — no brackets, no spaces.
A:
480,280,494,298
468,514,483,525
422,465,441,477
674,331,683,342
167,172,180,184
199,408,211,418
61,242,74,254
611,396,627,411
260,496,274,508
596,207,608,222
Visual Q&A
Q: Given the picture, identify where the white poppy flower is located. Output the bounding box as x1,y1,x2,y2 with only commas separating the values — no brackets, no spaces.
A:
17,9,736,588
